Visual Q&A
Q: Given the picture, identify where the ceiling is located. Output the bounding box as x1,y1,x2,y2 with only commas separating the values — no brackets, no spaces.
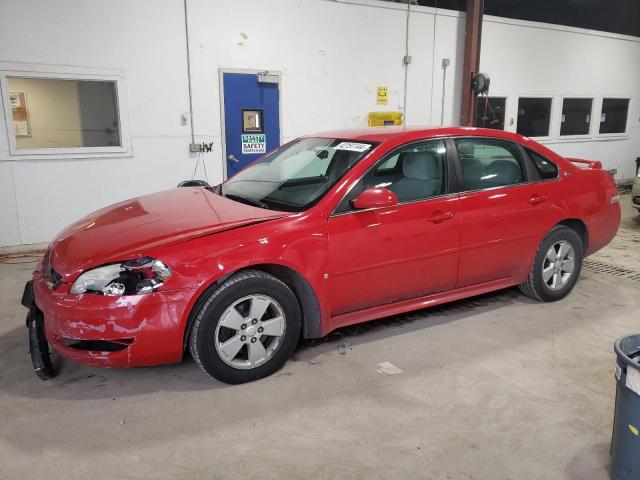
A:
387,0,640,37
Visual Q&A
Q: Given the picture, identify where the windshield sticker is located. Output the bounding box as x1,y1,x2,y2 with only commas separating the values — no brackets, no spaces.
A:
241,134,266,154
335,142,371,153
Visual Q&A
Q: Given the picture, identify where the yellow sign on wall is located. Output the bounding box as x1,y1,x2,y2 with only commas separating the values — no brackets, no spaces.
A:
376,86,388,105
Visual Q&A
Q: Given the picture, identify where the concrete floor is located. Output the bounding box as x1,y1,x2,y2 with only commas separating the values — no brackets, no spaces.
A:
1,196,639,480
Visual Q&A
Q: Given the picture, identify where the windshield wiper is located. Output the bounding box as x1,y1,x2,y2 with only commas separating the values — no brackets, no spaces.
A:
224,193,269,209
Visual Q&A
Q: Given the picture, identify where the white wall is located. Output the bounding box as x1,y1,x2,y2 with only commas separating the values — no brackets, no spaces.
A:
0,0,638,248
481,16,640,179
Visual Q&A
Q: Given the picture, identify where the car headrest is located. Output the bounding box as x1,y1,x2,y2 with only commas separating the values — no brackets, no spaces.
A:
457,142,475,158
486,160,522,184
402,152,439,181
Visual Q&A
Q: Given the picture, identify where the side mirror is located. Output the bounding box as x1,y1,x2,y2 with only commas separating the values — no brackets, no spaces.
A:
351,187,398,210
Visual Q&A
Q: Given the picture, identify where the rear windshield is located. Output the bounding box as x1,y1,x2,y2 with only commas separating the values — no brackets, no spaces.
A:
221,138,376,211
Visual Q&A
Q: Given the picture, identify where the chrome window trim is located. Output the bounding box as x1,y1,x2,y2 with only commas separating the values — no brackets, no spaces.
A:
330,192,459,218
457,177,560,196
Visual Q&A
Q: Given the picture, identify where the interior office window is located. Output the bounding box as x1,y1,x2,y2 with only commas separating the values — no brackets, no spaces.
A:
599,98,630,134
475,96,506,130
560,98,592,136
526,149,559,180
517,97,552,137
7,77,120,149
455,138,525,191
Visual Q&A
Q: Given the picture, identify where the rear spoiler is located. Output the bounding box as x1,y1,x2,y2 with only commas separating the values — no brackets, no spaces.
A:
567,157,618,180
567,158,602,169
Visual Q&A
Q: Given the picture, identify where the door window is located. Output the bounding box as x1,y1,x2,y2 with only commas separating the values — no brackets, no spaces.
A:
337,139,448,213
455,138,526,191
242,109,264,133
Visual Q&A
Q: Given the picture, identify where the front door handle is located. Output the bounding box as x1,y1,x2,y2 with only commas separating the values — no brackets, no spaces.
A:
428,211,455,223
529,194,548,205
228,154,240,163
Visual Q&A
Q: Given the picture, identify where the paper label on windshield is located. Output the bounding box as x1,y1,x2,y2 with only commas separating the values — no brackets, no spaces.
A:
335,142,371,153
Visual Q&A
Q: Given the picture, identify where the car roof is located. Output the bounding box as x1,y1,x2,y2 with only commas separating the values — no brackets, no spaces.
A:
309,126,531,145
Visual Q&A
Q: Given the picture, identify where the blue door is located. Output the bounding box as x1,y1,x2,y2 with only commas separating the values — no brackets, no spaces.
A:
222,72,280,178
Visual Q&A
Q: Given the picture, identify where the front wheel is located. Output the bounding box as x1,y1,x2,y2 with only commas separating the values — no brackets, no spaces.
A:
519,226,583,302
189,270,301,384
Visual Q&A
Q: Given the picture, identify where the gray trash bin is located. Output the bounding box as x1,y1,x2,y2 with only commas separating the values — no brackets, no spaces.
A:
610,334,640,479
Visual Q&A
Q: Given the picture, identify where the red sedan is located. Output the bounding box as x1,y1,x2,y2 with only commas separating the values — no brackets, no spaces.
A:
23,127,621,383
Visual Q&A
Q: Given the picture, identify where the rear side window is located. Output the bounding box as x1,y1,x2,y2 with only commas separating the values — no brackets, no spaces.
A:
526,149,559,180
455,138,525,191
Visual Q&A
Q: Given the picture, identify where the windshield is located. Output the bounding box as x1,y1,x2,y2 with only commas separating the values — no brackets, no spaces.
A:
220,138,376,211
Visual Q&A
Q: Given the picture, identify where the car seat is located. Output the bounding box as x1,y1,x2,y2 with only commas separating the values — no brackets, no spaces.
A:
393,152,441,201
484,159,522,186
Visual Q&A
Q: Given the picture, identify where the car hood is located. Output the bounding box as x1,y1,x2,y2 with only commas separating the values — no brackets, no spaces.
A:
49,188,288,278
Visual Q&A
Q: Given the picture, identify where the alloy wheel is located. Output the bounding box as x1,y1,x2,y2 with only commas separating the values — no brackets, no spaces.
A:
542,240,576,291
214,294,286,369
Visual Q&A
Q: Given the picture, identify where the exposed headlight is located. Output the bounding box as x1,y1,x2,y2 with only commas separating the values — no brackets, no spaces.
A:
69,257,172,296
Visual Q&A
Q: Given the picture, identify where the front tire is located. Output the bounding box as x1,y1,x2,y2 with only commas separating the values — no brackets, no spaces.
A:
189,270,301,384
519,225,583,302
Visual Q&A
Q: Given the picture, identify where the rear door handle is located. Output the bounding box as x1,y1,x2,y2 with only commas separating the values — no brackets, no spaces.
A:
529,194,548,205
428,211,455,223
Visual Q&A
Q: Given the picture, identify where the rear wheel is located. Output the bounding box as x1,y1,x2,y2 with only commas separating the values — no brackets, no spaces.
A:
189,270,301,384
519,225,583,302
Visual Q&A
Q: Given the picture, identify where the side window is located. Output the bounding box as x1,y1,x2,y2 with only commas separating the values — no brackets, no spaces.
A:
376,153,400,171
334,139,448,213
362,139,447,203
455,138,525,191
526,149,559,180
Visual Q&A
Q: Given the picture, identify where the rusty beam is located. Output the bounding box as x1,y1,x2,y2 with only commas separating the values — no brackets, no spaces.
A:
460,0,484,127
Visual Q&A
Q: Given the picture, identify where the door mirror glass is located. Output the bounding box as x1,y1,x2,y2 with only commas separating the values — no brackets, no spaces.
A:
351,187,398,210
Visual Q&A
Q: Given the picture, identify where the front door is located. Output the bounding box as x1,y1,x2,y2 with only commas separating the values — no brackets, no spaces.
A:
221,71,280,178
328,138,461,317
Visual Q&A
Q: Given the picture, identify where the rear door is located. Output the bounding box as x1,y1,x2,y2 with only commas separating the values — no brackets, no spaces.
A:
328,138,461,316
452,137,557,288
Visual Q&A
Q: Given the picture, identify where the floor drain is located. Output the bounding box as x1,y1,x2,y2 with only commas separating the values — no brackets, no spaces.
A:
583,259,640,282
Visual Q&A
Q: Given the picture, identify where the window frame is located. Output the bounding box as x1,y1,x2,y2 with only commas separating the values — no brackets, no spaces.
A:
331,138,458,216
559,96,594,138
0,62,131,159
515,96,554,139
448,136,560,194
597,96,631,137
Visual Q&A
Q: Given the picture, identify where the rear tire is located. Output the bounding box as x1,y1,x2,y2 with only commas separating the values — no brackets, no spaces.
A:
519,225,583,302
189,270,301,384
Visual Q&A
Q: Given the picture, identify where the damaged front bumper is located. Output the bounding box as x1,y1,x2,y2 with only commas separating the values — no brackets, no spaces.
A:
23,280,55,380
23,272,194,371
